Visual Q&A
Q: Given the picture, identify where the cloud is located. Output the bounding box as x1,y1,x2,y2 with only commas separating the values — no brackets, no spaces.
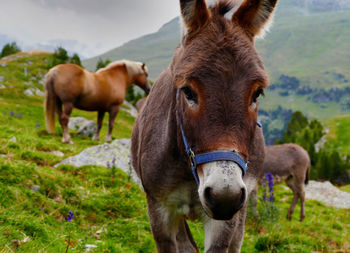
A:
0,0,180,58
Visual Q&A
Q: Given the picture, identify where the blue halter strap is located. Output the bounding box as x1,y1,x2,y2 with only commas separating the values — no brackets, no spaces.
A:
176,90,250,185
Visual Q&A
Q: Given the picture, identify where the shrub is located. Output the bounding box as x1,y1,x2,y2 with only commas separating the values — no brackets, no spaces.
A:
95,58,111,71
1,41,21,57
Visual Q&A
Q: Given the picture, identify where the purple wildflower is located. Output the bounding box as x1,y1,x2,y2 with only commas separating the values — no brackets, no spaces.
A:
262,180,267,201
112,156,116,167
107,161,110,174
264,173,274,202
67,211,74,222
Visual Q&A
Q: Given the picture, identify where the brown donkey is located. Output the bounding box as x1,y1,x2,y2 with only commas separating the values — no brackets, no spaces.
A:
44,60,151,144
131,0,278,252
261,144,310,221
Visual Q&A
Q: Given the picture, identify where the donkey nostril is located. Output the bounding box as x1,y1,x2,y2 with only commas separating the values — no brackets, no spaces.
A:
204,187,213,205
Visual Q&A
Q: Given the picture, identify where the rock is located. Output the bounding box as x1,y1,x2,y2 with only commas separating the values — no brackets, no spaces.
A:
315,128,329,152
1,63,8,67
305,180,350,209
23,88,34,96
85,244,97,252
50,151,64,157
121,100,138,117
23,87,44,97
30,185,41,192
68,117,97,137
9,137,17,143
0,154,8,158
0,76,4,82
56,138,141,186
0,84,5,89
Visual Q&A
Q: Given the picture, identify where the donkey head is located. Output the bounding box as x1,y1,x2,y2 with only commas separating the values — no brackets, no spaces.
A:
174,0,277,220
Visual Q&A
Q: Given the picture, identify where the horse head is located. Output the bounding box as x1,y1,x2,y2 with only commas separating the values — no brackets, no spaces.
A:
174,0,277,220
134,62,151,94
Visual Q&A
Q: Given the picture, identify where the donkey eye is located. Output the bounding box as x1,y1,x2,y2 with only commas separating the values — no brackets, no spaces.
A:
252,88,264,104
181,86,198,105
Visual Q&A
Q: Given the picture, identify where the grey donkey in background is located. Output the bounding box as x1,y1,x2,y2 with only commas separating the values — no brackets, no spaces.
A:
252,143,310,221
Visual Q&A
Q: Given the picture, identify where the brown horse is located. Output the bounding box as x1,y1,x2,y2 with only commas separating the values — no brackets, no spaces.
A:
252,144,310,221
131,0,278,252
44,60,151,144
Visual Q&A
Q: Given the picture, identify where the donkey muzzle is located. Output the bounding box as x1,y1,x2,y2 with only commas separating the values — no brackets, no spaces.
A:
198,160,247,220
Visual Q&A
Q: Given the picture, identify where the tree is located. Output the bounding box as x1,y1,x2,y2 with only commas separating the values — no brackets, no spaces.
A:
70,53,82,66
95,58,111,71
1,42,21,58
282,111,308,143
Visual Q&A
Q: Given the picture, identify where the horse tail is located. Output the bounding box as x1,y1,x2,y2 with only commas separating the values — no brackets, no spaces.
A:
44,70,58,134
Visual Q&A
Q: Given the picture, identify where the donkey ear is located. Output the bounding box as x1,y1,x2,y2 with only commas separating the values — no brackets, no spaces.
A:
180,0,209,35
232,0,278,38
142,63,146,69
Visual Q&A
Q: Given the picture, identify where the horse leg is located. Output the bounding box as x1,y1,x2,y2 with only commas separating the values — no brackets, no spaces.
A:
106,105,120,142
286,177,298,220
59,102,73,144
92,111,105,141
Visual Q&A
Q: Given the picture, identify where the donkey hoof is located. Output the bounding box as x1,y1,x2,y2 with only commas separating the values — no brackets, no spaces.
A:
300,216,305,222
105,136,112,142
286,214,292,220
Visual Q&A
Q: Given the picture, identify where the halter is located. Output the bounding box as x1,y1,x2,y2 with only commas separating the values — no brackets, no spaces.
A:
176,90,261,185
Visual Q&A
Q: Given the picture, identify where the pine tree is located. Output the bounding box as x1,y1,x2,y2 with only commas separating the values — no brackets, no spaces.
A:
1,42,21,58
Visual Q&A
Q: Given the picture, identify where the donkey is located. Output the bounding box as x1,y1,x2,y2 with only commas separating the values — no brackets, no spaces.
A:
44,60,151,144
131,0,278,252
255,144,310,221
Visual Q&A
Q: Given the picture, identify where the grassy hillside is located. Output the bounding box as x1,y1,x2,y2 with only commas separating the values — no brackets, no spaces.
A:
0,52,349,252
324,115,350,156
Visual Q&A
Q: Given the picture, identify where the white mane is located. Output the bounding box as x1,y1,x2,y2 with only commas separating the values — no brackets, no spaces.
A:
96,59,148,76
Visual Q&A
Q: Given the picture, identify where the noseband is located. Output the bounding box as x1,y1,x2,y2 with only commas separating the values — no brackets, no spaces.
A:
176,90,261,185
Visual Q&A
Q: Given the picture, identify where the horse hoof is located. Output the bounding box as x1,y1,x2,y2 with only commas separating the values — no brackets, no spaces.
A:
62,138,74,144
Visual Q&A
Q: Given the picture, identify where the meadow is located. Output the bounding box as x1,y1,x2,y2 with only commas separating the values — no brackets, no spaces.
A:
0,53,349,252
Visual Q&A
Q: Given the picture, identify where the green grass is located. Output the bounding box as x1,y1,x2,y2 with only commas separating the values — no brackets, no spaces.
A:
0,53,349,252
324,115,350,156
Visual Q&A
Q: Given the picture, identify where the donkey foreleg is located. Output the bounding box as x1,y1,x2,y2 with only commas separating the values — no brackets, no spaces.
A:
92,111,105,141
204,219,234,253
147,196,197,253
106,105,120,142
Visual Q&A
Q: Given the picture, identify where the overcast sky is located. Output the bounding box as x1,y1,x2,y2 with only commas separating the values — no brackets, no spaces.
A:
0,0,181,58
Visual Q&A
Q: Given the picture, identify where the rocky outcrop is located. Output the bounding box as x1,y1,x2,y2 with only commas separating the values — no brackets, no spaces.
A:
23,87,44,97
305,180,350,209
121,101,138,117
56,138,141,186
68,117,97,137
